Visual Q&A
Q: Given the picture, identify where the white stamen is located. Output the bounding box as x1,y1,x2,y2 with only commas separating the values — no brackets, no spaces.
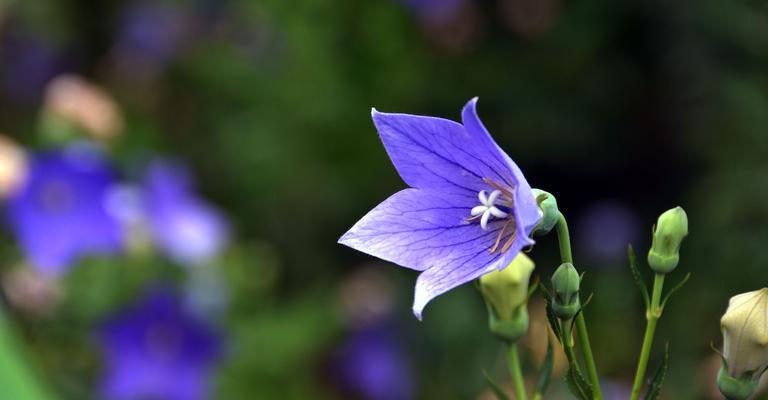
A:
478,190,488,205
470,189,509,230
480,210,492,230
489,207,508,219
471,206,487,216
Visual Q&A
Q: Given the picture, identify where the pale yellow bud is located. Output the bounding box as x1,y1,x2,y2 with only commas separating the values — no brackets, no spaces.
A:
479,253,535,321
721,288,768,378
0,135,27,198
43,74,123,140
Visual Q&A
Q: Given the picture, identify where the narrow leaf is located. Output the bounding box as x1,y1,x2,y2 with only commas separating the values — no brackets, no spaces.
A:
628,244,651,309
660,272,691,310
644,343,670,400
535,338,555,396
540,287,562,343
483,370,511,400
565,366,593,400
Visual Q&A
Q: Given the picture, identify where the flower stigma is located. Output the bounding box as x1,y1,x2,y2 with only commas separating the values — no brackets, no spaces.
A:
467,179,518,254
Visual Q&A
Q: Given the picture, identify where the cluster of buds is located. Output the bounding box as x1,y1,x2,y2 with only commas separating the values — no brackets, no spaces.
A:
479,253,535,343
717,288,768,400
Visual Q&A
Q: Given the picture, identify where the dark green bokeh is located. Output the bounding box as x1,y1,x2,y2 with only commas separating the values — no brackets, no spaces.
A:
1,0,767,398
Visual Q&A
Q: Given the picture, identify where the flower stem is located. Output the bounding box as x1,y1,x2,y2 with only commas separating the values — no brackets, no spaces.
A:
555,212,602,400
630,273,665,400
561,318,581,373
508,343,527,400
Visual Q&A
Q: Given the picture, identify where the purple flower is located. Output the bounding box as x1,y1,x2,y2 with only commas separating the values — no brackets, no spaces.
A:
109,3,193,79
99,289,221,400
143,161,229,267
330,323,414,400
339,98,542,319
1,31,64,104
6,144,122,276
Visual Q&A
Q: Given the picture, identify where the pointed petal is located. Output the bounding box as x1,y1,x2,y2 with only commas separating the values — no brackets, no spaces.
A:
462,98,542,247
412,237,528,319
371,108,515,194
339,189,509,272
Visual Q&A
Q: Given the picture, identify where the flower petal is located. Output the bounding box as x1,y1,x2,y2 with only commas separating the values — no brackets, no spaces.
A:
462,98,542,253
371,104,516,194
339,188,506,272
412,235,529,320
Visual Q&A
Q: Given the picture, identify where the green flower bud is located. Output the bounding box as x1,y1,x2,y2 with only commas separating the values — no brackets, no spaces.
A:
551,263,581,320
479,253,535,343
531,189,559,236
717,366,759,400
647,206,688,274
719,288,768,390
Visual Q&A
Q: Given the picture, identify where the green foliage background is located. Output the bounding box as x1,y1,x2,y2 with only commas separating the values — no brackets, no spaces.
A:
1,0,767,398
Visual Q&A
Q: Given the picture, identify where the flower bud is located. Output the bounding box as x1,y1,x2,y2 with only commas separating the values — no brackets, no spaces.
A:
531,189,558,236
0,135,27,199
717,366,759,400
647,206,688,274
479,253,535,343
719,289,768,391
551,263,580,320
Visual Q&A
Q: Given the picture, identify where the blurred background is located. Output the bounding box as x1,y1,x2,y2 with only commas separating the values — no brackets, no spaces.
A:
0,0,766,399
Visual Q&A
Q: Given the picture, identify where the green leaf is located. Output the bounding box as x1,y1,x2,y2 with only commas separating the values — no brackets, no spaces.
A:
660,272,691,310
483,369,511,400
644,343,670,400
565,365,593,400
535,338,555,396
628,244,651,309
540,287,562,343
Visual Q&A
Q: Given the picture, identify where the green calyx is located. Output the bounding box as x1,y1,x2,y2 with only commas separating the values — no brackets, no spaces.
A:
717,365,760,400
531,189,559,236
551,263,581,320
487,306,529,344
647,206,688,274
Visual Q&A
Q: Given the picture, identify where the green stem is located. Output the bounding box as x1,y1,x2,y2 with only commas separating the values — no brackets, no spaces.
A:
555,212,602,400
630,273,665,400
560,319,581,373
508,344,527,400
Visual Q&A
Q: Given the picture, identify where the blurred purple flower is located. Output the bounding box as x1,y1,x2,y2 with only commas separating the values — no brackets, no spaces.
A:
338,98,542,319
144,161,229,267
5,144,122,276
577,201,640,264
330,323,414,400
401,0,467,23
1,32,64,103
99,289,221,400
110,3,193,78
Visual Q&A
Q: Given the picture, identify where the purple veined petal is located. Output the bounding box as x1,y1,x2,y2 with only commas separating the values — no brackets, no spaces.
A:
340,188,508,271
339,188,533,319
371,102,518,195
461,98,542,241
412,232,529,319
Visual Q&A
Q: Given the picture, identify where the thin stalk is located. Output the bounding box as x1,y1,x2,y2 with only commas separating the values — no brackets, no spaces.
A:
630,273,665,400
508,344,527,400
555,212,602,400
560,318,581,373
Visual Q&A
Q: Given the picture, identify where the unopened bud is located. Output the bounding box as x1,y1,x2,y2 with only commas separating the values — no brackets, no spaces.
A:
551,263,580,320
479,253,535,343
531,189,558,236
720,289,768,382
647,206,688,274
